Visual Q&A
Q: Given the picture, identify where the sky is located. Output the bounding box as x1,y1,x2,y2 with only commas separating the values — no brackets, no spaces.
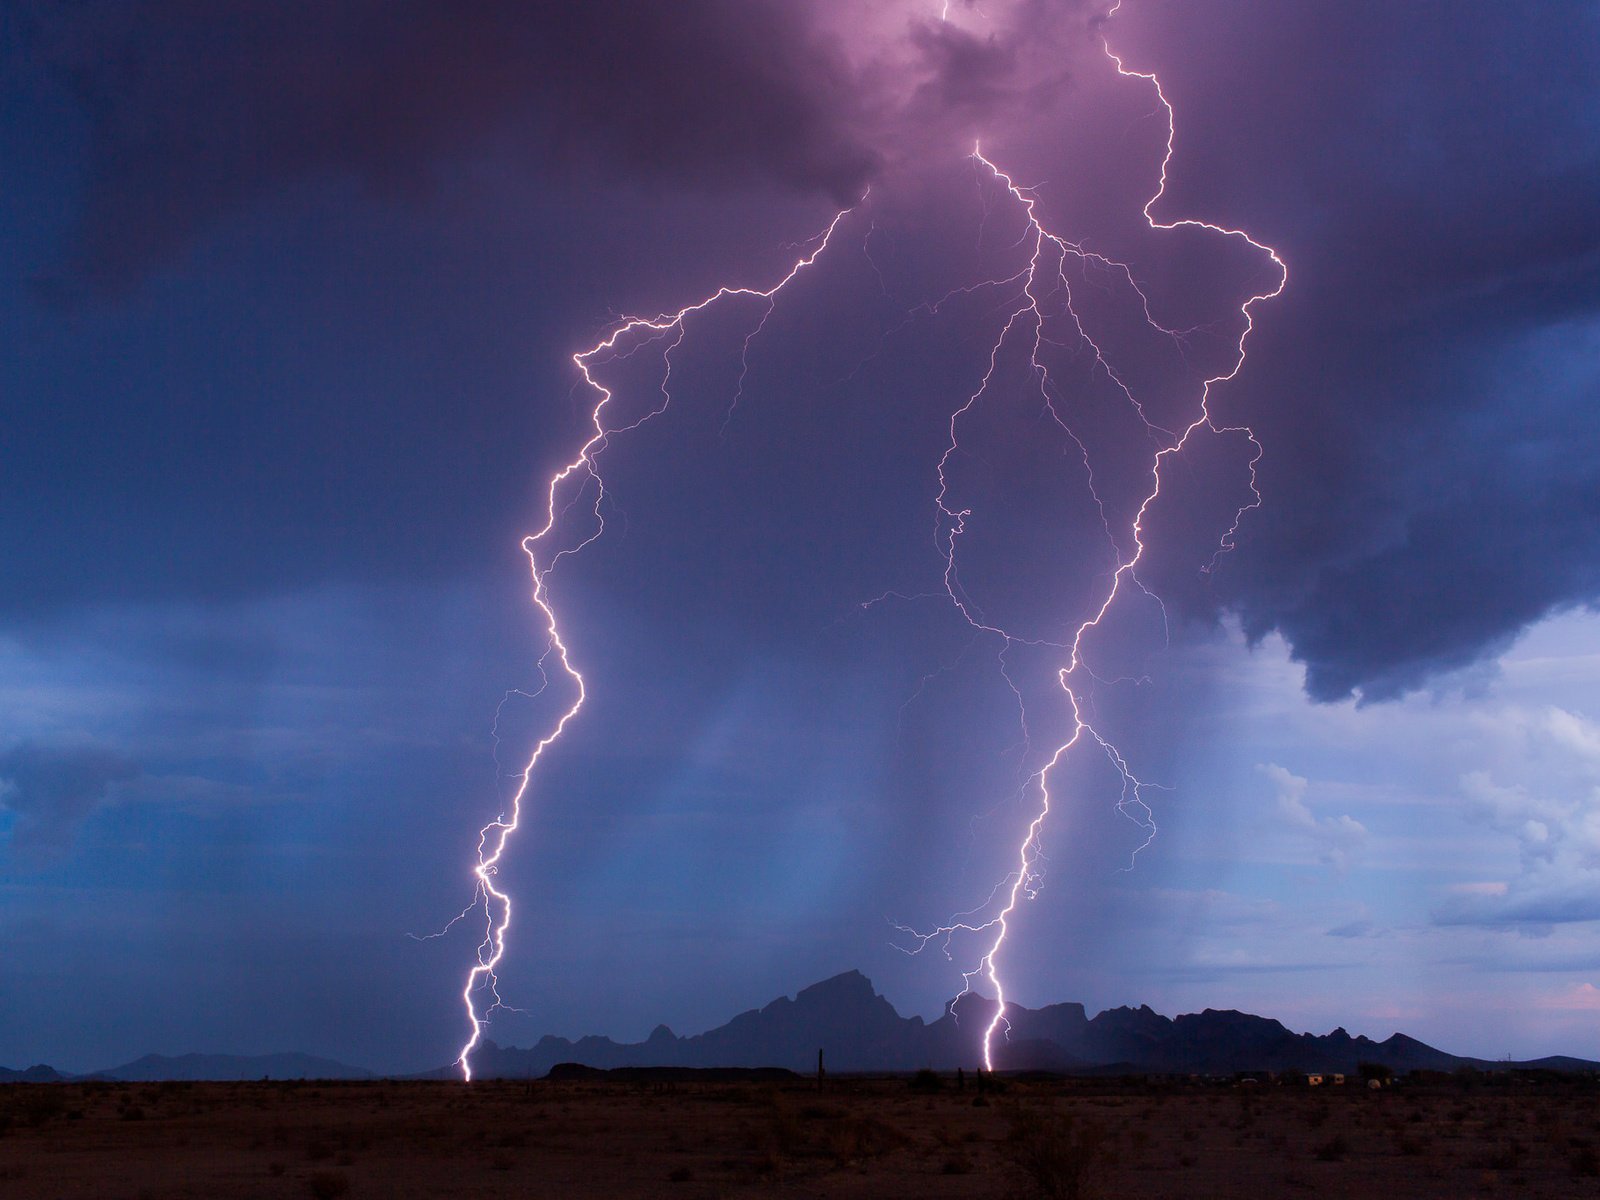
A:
2,0,1599,1075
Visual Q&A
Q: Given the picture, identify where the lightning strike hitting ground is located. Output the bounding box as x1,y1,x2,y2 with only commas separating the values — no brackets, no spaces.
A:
899,14,1285,1068
454,210,854,1079
452,5,1282,1080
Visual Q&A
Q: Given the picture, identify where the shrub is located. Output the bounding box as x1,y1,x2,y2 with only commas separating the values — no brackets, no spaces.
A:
827,1115,905,1164
1314,1134,1349,1162
18,1089,67,1127
1004,1107,1104,1200
306,1170,350,1199
1472,1141,1524,1171
941,1153,974,1175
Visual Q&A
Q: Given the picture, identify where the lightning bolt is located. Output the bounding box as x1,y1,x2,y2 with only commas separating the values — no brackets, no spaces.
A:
898,8,1285,1069
453,208,855,1080
451,1,1283,1082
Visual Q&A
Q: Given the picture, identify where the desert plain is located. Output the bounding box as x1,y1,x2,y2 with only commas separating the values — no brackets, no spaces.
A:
3,1073,1598,1198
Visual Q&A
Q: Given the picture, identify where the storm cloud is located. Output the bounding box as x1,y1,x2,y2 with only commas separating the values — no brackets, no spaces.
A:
13,0,1595,700
0,741,139,853
1110,0,1600,699
20,0,880,294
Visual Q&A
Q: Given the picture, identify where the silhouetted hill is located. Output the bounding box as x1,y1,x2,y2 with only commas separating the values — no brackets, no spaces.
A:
10,971,1596,1082
452,970,1600,1079
0,1064,63,1082
90,1052,372,1081
460,970,931,1078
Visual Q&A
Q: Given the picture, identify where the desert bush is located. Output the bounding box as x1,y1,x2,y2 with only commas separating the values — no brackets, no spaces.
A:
17,1089,67,1127
765,1106,803,1159
826,1114,905,1164
1313,1134,1349,1161
1003,1106,1104,1200
1471,1141,1524,1170
1571,1146,1600,1178
909,1069,943,1093
306,1170,350,1199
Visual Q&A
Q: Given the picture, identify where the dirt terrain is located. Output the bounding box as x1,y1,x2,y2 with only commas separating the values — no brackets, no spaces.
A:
2,1075,1597,1198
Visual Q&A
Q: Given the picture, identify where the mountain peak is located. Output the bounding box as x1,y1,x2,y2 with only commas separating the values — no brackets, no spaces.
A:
795,969,874,1003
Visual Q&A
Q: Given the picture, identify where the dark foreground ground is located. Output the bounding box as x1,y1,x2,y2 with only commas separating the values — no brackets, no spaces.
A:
2,1074,1598,1198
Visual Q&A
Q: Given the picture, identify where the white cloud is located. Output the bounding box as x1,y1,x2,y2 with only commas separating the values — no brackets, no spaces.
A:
1432,712,1600,927
1544,706,1600,761
1257,762,1368,871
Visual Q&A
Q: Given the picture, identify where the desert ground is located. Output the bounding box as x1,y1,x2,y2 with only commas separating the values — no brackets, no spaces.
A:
2,1073,1597,1198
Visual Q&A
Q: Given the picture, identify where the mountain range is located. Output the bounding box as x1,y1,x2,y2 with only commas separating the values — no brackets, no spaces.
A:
454,970,1599,1079
8,971,1596,1081
0,1052,371,1084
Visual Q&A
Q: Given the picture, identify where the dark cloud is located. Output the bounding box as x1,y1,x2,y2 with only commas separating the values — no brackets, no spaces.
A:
10,0,1599,700
1433,890,1600,930
16,0,1113,298
1325,920,1383,939
1112,0,1600,700
19,0,881,295
0,741,140,853
906,17,1029,123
